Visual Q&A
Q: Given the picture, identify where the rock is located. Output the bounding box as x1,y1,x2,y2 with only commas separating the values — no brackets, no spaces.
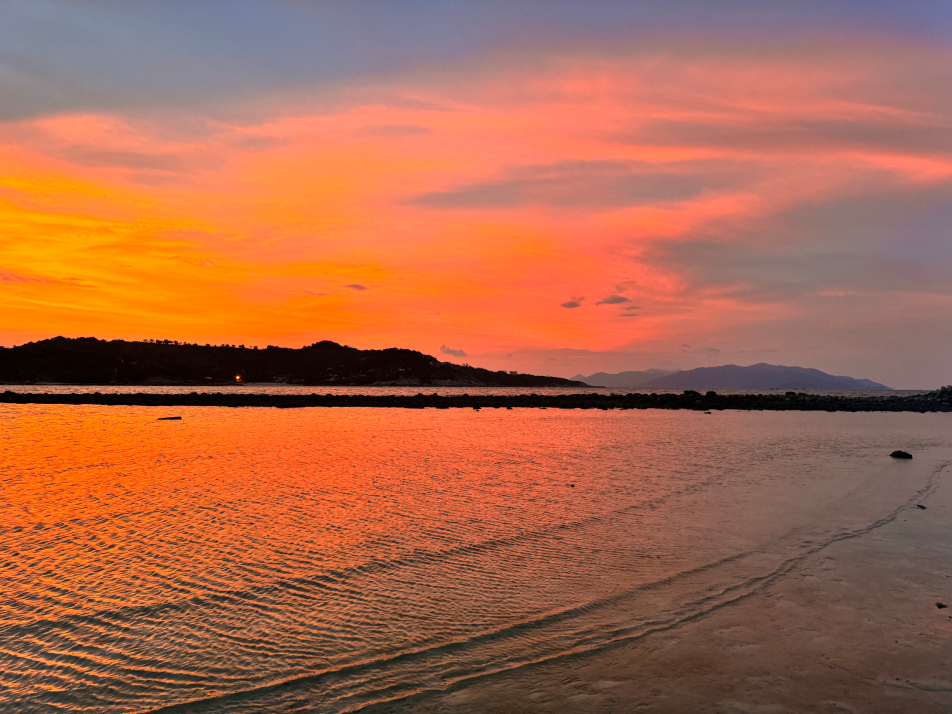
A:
157,416,182,421
890,450,913,459
937,603,948,609
916,504,927,510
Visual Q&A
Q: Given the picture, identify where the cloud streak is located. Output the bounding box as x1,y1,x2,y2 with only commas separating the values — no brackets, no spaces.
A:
407,161,742,210
0,269,50,284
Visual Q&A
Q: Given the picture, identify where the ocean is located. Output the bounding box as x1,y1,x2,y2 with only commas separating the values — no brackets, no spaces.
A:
1,404,948,713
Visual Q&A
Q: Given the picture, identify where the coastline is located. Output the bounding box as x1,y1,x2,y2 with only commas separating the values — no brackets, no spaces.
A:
382,463,952,714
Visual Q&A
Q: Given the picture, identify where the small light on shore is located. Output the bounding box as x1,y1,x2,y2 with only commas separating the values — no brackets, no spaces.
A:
236,375,241,381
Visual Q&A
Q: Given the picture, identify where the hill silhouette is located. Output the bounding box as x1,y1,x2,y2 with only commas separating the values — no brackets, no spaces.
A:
640,363,890,390
571,369,677,388
0,337,583,388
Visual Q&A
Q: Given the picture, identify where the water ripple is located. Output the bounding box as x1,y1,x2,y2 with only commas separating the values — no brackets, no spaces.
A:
1,405,948,712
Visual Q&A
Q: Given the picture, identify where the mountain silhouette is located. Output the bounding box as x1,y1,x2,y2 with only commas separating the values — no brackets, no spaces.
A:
640,363,890,390
571,369,677,388
0,337,584,388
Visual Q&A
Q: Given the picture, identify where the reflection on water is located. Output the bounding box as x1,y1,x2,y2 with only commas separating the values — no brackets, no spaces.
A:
0,406,948,713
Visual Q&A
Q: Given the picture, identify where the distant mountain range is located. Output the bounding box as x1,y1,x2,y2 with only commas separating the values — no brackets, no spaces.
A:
569,369,678,388
0,337,585,388
574,363,891,390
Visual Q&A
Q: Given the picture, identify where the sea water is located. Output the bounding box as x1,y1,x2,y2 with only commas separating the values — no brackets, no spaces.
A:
0,405,948,713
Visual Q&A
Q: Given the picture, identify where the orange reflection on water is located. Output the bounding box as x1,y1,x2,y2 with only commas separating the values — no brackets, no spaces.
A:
1,404,947,712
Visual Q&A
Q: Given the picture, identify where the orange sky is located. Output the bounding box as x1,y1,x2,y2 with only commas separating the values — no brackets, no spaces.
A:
2,30,952,386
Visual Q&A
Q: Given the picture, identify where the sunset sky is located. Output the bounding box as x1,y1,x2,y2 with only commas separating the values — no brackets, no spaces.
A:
2,1,951,387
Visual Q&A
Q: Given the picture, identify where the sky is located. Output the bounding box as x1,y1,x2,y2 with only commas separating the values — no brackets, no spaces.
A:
2,1,952,387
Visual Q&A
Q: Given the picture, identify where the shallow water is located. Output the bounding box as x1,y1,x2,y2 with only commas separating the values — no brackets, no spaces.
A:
1,406,948,713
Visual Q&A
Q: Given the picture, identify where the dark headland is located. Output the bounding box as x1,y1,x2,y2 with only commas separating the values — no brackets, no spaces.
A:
0,337,582,388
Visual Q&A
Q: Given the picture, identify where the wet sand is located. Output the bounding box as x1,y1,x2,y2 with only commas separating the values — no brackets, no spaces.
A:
385,467,952,714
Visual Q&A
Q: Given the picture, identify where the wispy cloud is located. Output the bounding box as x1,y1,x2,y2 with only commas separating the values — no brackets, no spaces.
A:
406,160,741,210
440,344,466,357
0,269,50,284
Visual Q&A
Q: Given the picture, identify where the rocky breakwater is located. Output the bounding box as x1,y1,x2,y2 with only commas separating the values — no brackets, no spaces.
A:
2,387,952,411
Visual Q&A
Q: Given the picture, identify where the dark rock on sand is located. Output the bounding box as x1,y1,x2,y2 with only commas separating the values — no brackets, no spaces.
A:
157,416,182,421
937,602,948,609
916,504,927,510
890,450,913,459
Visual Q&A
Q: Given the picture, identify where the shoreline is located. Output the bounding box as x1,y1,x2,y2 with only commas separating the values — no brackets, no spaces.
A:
2,390,951,411
382,463,952,714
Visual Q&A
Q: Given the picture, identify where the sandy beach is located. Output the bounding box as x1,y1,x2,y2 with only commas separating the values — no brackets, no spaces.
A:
387,465,952,714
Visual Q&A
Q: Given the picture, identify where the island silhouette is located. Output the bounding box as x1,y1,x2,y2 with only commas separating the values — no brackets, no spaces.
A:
574,364,891,391
0,337,583,387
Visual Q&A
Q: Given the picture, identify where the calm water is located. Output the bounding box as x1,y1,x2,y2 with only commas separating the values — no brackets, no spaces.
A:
1,405,948,713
